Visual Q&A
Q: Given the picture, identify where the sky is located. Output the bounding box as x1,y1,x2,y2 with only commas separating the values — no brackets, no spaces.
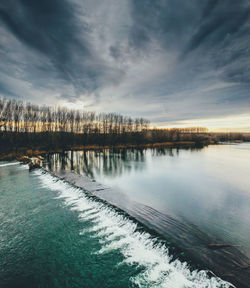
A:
0,0,250,131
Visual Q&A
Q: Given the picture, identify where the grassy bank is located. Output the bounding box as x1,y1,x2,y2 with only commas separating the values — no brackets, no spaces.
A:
0,141,209,161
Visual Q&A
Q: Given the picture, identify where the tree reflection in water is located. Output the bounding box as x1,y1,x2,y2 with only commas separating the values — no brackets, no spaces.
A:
44,147,201,179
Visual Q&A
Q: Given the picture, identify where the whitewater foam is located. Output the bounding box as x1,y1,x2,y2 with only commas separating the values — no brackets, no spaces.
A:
0,162,20,168
35,170,234,288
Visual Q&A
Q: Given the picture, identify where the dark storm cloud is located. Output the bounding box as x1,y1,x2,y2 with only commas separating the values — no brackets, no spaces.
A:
185,1,250,54
201,0,218,18
0,0,123,100
0,0,88,87
0,0,250,127
128,0,250,83
0,0,82,56
182,1,250,84
128,0,202,53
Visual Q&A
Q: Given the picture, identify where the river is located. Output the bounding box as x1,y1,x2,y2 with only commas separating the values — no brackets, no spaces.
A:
1,143,250,287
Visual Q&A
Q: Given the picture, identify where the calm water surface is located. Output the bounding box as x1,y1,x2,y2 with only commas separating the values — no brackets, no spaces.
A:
46,144,250,256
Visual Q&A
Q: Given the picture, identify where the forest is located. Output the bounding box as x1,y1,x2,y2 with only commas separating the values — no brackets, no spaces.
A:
0,97,249,156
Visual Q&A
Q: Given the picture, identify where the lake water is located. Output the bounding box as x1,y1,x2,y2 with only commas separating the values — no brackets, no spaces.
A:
0,143,250,287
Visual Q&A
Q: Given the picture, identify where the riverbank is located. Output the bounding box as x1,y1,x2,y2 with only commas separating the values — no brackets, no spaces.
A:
0,141,209,161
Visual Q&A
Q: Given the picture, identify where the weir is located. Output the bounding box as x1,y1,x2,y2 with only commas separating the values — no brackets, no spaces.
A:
40,167,250,288
35,168,234,288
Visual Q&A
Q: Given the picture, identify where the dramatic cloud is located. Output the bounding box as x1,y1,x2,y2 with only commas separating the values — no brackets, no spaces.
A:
0,0,250,130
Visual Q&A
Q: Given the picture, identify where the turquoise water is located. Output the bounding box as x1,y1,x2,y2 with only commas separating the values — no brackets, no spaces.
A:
0,162,232,288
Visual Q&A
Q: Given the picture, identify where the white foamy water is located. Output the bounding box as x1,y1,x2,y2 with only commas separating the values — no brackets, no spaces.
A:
35,170,234,288
0,162,20,168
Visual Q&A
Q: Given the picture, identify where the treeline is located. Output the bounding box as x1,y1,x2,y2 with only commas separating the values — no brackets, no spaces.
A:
148,129,250,144
212,132,250,142
0,98,149,134
149,127,208,141
2,97,247,154
0,97,152,151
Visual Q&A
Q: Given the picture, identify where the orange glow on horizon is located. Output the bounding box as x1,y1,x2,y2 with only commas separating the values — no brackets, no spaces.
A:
156,114,250,132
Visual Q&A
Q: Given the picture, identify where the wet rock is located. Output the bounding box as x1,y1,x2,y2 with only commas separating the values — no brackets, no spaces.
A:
29,158,42,171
